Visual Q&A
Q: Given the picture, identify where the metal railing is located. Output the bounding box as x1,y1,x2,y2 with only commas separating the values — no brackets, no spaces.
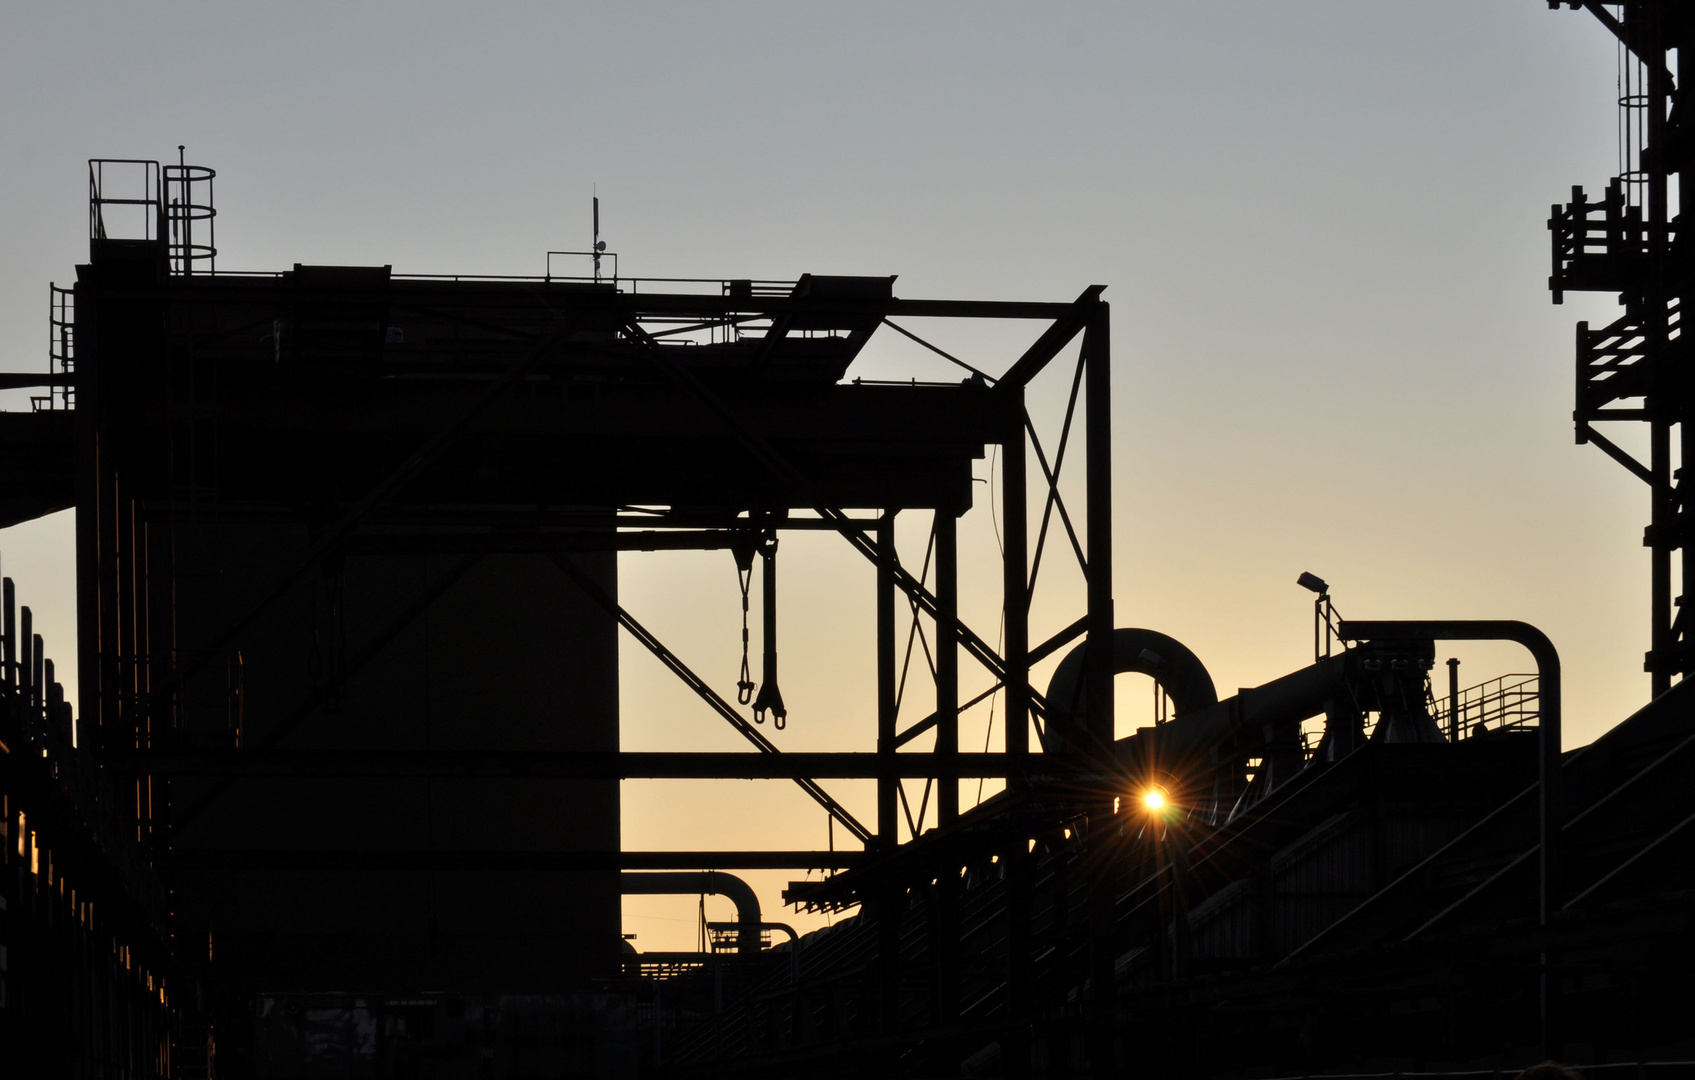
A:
1429,673,1540,741
89,158,162,243
164,153,216,275
87,155,215,274
33,284,74,412
1547,177,1676,302
1263,1063,1695,1080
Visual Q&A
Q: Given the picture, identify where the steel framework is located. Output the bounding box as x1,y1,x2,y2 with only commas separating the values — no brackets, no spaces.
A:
0,156,1118,1072
1549,1,1694,694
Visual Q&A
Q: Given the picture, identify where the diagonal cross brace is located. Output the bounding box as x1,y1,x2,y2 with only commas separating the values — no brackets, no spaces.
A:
992,285,1104,396
1578,422,1653,485
619,314,1087,720
1025,411,1088,583
892,615,1088,749
547,552,874,844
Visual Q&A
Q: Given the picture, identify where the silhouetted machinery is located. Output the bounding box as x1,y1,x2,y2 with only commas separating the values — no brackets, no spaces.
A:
3,5,1695,1076
1,152,1119,1075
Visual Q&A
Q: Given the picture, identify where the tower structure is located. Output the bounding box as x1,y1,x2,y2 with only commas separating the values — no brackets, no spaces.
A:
1549,1,1693,695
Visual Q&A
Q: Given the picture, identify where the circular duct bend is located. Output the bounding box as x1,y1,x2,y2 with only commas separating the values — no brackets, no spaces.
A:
620,871,762,955
1045,628,1219,737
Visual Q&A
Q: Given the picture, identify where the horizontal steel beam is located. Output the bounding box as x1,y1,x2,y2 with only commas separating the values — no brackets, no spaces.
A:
339,523,888,555
0,374,77,390
341,530,740,555
127,750,1038,779
159,848,862,870
100,278,1085,321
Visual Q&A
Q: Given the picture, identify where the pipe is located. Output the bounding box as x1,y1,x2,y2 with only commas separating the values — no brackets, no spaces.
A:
1046,627,1219,736
1120,654,1348,786
620,871,762,955
1110,636,1441,810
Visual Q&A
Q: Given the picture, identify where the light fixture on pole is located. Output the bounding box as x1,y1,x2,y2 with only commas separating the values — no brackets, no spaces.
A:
1298,571,1337,661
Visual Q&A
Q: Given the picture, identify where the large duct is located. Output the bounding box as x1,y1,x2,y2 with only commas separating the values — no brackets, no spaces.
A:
620,871,763,955
1044,627,1220,751
1112,637,1439,815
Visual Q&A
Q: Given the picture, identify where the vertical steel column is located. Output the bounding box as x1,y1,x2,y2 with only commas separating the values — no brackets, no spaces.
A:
98,466,120,758
934,509,961,1023
936,511,959,826
21,607,34,709
1002,401,1032,1077
877,512,898,849
875,512,900,1033
1082,304,1119,1077
1645,8,1693,696
1647,4,1677,697
75,291,101,754
1083,303,1115,758
1447,658,1460,742
3,577,15,689
1003,407,1030,766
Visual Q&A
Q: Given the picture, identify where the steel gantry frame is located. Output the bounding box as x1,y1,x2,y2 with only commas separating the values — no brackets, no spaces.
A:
22,174,1120,1063
96,279,1117,863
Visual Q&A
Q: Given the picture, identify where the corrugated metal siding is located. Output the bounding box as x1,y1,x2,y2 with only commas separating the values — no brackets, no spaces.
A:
1190,878,1255,959
1271,812,1373,956
1382,814,1461,880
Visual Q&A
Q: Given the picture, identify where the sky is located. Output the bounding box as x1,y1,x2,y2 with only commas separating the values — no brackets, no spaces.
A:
0,3,1649,951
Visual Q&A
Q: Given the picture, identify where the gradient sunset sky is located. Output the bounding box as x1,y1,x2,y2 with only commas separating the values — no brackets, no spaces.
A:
0,3,1648,949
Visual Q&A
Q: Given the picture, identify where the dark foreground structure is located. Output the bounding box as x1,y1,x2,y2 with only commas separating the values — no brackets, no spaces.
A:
2,5,1694,1077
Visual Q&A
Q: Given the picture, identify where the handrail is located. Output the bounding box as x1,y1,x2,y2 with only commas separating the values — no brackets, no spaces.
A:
1426,672,1540,742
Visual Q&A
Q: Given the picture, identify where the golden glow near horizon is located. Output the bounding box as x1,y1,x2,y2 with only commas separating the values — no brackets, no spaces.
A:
0,7,1655,960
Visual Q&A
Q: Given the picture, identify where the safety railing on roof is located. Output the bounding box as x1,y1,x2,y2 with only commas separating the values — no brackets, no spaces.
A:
1264,1062,1695,1080
88,155,216,275
1428,673,1540,742
163,152,216,275
147,266,804,299
89,159,162,244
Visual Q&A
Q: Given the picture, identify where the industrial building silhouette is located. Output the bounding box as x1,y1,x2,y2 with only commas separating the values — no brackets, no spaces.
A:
2,4,1693,1077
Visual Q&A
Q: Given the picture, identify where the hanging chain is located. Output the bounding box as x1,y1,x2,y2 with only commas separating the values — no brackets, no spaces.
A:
736,552,756,710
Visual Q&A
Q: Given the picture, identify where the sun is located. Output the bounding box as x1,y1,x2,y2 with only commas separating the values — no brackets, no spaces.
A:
1141,788,1167,813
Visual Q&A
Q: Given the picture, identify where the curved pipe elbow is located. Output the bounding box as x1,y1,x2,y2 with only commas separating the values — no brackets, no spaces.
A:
619,871,764,954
